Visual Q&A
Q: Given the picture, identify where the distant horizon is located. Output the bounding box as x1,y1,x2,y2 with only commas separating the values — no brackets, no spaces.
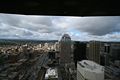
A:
0,38,120,43
0,13,120,41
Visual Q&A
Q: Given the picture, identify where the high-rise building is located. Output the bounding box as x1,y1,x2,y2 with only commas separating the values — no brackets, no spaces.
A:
77,60,104,80
100,43,110,66
86,41,101,64
109,43,120,62
59,34,72,65
73,41,87,67
99,42,120,80
100,42,120,66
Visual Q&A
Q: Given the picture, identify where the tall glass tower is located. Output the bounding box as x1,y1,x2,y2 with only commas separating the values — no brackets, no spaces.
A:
59,34,72,65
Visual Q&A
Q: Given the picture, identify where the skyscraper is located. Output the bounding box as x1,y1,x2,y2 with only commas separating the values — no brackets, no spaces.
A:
73,41,87,67
86,41,101,64
59,34,72,65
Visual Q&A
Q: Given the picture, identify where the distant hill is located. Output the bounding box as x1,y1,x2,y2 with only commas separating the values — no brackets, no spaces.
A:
0,39,58,46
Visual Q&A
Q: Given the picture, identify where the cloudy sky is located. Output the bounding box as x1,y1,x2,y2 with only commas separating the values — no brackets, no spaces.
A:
0,13,120,41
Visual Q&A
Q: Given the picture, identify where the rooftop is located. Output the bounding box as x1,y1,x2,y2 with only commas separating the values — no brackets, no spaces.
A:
61,34,71,39
78,60,104,73
45,68,58,79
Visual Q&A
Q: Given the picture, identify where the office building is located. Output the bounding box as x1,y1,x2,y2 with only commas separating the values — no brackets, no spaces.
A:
100,43,110,66
73,41,87,67
100,42,120,66
109,43,120,62
86,41,101,64
77,60,104,80
59,34,72,65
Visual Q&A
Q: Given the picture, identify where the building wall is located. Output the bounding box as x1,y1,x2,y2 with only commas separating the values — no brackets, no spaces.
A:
73,41,86,67
100,43,111,66
110,43,120,62
86,41,101,64
59,34,72,65
100,42,120,66
77,61,104,80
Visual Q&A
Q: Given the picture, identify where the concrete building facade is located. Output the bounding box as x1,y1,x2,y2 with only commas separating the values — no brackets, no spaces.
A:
86,41,101,64
77,60,104,80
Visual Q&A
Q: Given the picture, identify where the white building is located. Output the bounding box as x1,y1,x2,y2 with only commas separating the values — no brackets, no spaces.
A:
77,60,104,80
45,68,58,80
54,42,59,51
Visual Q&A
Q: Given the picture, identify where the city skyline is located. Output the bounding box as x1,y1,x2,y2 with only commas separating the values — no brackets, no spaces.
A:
0,13,120,41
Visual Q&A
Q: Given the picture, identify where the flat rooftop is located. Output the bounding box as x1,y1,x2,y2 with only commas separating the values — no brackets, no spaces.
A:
45,68,58,79
78,60,104,72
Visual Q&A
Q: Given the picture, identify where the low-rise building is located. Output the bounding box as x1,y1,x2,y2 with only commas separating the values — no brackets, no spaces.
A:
77,60,104,80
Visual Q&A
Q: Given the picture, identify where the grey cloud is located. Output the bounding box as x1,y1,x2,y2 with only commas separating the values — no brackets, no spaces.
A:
0,24,34,39
0,13,120,41
54,32,63,36
22,15,53,26
0,13,21,27
106,33,120,40
74,17,120,35
20,30,33,36
18,22,53,33
0,13,54,34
